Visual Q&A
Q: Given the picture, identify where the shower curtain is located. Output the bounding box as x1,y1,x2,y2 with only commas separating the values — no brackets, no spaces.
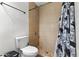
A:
56,2,76,57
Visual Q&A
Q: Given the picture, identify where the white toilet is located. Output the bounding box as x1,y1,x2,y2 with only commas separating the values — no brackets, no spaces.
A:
16,36,38,57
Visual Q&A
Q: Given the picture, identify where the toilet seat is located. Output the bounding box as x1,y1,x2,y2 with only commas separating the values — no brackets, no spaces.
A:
21,45,38,57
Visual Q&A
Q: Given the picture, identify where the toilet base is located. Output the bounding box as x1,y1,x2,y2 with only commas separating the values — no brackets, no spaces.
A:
21,54,38,57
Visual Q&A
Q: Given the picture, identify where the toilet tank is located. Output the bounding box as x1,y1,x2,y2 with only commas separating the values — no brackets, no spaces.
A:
16,36,29,49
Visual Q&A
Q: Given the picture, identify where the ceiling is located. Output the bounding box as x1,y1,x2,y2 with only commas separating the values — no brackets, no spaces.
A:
35,2,48,6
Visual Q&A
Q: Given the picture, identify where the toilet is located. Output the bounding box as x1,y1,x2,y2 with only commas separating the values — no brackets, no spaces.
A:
16,36,38,57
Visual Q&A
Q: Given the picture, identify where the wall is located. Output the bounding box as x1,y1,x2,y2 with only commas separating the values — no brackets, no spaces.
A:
75,2,79,57
0,2,28,55
29,2,39,47
39,2,61,56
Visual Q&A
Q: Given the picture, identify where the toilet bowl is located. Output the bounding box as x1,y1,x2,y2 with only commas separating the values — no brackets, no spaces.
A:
21,45,38,57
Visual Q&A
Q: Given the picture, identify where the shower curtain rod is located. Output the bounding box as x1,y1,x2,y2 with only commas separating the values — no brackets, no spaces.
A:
0,2,26,14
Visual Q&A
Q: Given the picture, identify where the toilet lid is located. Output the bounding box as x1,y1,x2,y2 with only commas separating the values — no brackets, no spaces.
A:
21,45,38,54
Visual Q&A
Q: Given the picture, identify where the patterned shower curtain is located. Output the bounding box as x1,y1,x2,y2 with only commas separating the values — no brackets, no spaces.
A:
56,2,76,57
